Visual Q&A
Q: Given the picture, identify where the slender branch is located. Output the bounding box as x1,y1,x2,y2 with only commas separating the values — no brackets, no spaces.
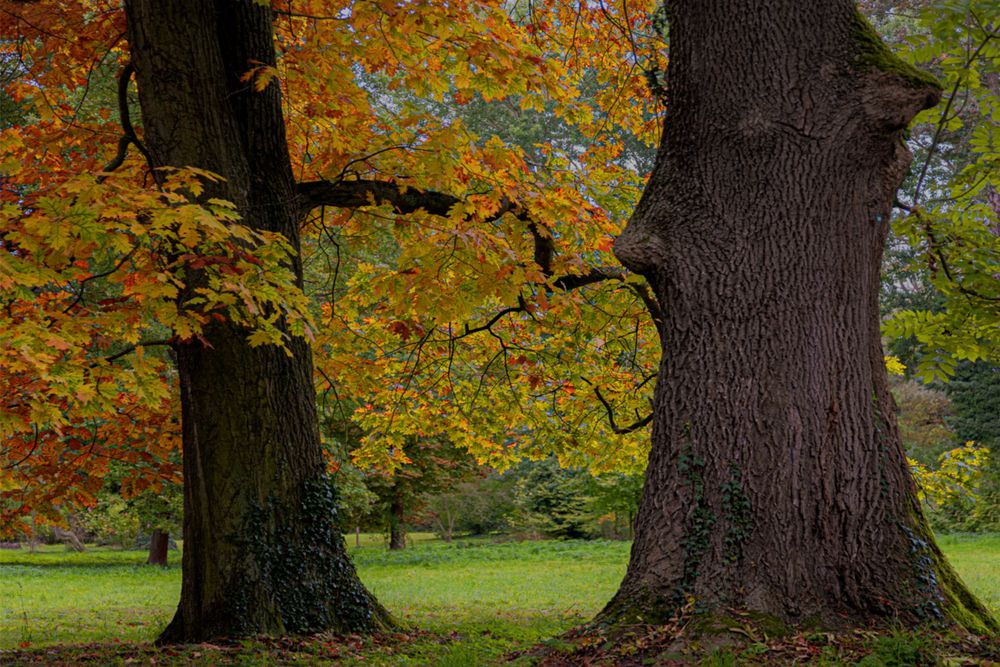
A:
920,213,1000,304
62,247,137,314
100,338,174,365
581,377,653,435
912,32,996,204
333,145,424,181
624,280,664,339
462,305,525,338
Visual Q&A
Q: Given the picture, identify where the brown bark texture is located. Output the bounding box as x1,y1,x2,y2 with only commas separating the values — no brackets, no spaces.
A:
147,529,168,566
124,0,390,642
605,0,997,633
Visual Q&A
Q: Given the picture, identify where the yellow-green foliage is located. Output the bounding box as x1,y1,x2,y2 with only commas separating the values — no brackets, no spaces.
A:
910,442,988,511
885,355,907,376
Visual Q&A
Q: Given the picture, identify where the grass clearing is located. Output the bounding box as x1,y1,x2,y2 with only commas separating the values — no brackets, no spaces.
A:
935,533,1000,613
0,534,997,664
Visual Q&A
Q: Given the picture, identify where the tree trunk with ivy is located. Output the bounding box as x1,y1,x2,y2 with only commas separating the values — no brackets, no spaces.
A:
604,0,997,633
125,0,390,642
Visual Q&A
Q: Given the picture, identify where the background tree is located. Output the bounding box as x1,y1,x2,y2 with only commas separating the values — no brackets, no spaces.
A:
946,362,1000,531
603,0,996,633
510,458,596,540
423,472,516,540
587,471,644,540
893,379,957,464
364,437,477,550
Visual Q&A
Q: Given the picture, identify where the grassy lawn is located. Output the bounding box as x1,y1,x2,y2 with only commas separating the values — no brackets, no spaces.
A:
0,534,997,664
935,533,1000,613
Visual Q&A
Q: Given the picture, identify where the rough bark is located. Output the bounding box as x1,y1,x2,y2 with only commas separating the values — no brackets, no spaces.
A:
124,0,390,642
604,1,997,633
146,529,168,567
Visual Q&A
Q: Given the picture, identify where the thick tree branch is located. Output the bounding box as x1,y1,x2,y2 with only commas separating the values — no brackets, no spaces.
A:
297,177,627,292
527,221,555,274
298,178,474,220
298,177,664,347
551,267,624,290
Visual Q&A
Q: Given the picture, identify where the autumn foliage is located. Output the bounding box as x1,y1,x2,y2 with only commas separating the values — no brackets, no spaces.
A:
2,0,995,544
0,0,668,536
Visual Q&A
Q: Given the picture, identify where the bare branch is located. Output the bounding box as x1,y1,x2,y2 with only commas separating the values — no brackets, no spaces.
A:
99,62,157,183
100,338,174,365
581,377,653,435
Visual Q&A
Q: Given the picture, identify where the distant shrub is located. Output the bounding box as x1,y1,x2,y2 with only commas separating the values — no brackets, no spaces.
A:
910,443,991,532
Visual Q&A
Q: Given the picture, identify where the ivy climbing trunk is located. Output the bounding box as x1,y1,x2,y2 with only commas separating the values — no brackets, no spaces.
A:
124,0,390,642
605,1,997,632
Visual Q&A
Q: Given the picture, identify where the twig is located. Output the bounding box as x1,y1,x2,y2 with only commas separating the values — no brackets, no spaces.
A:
581,377,653,435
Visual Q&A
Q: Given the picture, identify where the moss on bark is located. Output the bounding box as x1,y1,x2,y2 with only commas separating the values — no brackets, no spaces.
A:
849,10,941,90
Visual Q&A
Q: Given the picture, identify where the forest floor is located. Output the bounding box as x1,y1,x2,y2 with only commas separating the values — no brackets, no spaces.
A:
0,534,997,665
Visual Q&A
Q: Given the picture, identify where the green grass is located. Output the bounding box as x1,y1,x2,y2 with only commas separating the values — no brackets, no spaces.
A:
0,545,178,647
0,536,629,662
935,533,1000,613
352,539,628,664
0,534,997,664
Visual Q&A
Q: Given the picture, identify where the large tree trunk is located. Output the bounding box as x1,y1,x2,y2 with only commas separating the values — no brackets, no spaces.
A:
124,0,390,642
605,1,997,633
